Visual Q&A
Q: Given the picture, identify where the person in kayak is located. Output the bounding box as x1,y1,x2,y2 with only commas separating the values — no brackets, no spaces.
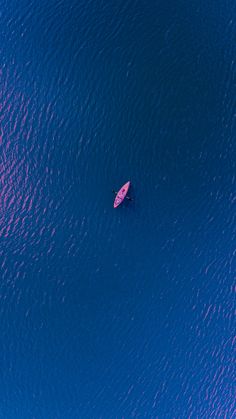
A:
112,190,133,201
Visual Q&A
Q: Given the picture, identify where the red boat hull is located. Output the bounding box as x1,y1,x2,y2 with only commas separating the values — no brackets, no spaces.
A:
114,181,130,208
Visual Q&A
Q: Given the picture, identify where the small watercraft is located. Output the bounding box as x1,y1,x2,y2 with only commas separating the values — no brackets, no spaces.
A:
113,181,131,208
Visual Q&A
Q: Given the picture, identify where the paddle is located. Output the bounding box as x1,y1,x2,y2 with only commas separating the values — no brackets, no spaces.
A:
112,190,133,201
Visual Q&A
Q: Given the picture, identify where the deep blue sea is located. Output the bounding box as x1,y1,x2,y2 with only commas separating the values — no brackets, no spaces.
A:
0,0,235,418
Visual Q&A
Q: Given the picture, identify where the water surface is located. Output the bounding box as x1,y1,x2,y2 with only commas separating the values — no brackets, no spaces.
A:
0,0,235,417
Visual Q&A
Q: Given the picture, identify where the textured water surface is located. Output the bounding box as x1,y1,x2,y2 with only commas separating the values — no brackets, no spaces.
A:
0,0,235,418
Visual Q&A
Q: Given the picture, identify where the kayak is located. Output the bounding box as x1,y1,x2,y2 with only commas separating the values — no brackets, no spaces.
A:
114,181,130,208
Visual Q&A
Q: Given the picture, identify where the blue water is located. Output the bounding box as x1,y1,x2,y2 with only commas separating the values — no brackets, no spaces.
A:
0,0,235,417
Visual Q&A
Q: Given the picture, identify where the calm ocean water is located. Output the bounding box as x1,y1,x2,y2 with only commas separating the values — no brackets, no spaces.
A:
0,0,235,418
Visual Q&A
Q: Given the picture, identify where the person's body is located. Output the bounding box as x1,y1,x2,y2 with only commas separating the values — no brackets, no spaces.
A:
112,190,133,201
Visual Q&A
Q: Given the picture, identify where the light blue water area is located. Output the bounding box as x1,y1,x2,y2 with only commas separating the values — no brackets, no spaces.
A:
0,0,235,417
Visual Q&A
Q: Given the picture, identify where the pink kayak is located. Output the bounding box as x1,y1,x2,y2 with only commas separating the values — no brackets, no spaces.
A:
114,181,131,208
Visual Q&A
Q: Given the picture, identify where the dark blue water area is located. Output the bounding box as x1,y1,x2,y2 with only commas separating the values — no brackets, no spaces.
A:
0,0,235,417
